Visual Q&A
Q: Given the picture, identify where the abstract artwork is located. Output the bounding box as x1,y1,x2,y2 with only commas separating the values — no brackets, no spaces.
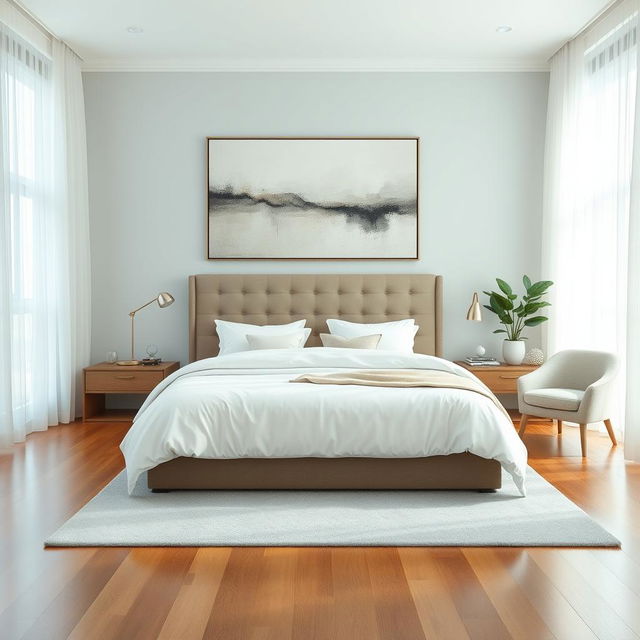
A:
207,138,418,259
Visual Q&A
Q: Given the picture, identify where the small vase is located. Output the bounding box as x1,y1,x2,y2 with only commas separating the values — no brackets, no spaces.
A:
503,340,525,365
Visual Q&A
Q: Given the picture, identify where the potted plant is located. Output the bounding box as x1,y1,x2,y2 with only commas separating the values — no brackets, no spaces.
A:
483,276,553,365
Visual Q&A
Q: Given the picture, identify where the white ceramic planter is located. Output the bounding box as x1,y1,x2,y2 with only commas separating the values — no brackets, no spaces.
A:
503,340,526,365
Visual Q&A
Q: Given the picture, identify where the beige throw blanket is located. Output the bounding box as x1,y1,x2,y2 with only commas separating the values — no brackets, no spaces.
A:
291,369,510,420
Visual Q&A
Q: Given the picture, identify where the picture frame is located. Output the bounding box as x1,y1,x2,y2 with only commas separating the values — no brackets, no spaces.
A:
206,137,419,260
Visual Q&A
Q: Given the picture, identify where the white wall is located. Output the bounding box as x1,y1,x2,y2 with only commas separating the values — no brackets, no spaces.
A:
83,71,548,368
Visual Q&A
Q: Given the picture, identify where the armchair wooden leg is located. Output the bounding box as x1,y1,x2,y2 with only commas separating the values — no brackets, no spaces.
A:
557,419,563,435
579,424,587,457
518,414,530,437
604,419,617,446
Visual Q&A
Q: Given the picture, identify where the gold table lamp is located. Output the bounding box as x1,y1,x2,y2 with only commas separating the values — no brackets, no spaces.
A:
466,292,482,321
116,292,175,365
465,291,486,357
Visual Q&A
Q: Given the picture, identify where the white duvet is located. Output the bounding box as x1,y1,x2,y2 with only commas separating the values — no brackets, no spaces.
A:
121,349,528,495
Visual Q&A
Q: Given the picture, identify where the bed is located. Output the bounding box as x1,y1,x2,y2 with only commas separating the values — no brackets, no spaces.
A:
120,274,527,494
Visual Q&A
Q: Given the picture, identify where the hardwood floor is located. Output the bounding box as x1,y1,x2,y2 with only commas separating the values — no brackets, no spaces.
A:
1,419,640,640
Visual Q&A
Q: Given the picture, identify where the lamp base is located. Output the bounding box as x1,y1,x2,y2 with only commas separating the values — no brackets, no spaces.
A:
116,360,141,366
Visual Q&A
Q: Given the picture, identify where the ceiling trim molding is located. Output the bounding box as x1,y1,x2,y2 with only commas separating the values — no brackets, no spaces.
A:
81,57,551,73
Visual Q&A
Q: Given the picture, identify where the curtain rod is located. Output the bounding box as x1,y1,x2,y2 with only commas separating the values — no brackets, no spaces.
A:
7,0,59,40
548,0,626,61
6,0,84,60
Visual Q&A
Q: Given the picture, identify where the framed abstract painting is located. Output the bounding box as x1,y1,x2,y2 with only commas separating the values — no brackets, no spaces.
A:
206,137,419,259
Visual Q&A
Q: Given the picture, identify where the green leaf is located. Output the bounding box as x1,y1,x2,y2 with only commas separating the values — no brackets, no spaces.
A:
482,304,495,313
499,314,513,325
523,275,532,291
524,301,551,314
492,293,513,311
496,278,513,296
493,329,507,334
524,316,548,327
489,295,504,314
527,280,553,297
508,293,517,300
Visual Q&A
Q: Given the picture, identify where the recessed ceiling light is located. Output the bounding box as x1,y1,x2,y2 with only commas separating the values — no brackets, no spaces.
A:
496,25,512,33
126,25,144,34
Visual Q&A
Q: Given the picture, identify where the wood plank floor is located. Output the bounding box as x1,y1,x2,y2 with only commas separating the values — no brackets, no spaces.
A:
1,418,639,640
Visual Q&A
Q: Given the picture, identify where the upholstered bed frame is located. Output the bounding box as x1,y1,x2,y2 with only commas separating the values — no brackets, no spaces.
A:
188,274,444,361
147,274,501,492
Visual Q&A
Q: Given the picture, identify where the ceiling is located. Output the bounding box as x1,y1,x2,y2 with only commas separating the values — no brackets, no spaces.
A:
20,0,612,71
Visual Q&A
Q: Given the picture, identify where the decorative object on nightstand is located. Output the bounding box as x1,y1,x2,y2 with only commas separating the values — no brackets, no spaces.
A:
83,360,180,422
464,356,500,366
117,292,175,366
456,361,540,394
483,276,553,365
523,347,544,365
517,349,618,457
146,344,159,358
141,344,161,365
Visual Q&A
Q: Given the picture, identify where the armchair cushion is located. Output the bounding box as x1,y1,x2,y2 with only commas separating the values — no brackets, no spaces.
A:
524,388,584,412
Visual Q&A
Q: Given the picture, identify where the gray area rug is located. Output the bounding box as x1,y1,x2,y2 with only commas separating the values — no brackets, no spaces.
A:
45,467,619,547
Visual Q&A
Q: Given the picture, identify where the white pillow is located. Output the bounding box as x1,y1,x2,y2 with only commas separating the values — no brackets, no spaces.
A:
327,318,415,330
326,318,419,352
246,330,311,350
319,333,382,350
215,319,306,355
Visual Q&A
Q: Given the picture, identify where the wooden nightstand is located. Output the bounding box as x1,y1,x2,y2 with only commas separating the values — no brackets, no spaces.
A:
83,361,180,422
455,361,539,394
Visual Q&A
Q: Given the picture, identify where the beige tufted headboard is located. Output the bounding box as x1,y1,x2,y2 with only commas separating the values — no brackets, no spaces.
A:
189,274,443,362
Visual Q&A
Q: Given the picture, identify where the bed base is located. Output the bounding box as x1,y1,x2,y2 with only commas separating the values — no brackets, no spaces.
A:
147,453,502,492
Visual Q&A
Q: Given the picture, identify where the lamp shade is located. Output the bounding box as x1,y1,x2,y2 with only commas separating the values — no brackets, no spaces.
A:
466,292,482,322
157,292,174,308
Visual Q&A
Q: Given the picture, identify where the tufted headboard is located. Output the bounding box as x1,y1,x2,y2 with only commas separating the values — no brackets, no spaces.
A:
189,274,443,362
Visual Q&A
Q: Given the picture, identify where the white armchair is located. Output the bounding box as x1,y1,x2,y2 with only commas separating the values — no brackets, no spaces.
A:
517,349,618,457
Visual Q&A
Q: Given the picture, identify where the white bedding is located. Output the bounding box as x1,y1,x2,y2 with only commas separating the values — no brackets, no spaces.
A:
120,349,528,495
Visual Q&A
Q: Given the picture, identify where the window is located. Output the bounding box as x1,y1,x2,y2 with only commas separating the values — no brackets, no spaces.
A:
1,23,89,445
1,26,52,421
542,2,639,439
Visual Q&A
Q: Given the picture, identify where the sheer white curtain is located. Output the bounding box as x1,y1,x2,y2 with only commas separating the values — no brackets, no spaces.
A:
542,0,640,456
51,40,91,423
0,23,90,447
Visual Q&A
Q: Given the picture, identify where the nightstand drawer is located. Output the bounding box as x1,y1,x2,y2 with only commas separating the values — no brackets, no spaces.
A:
85,370,164,393
455,361,538,396
472,370,522,393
